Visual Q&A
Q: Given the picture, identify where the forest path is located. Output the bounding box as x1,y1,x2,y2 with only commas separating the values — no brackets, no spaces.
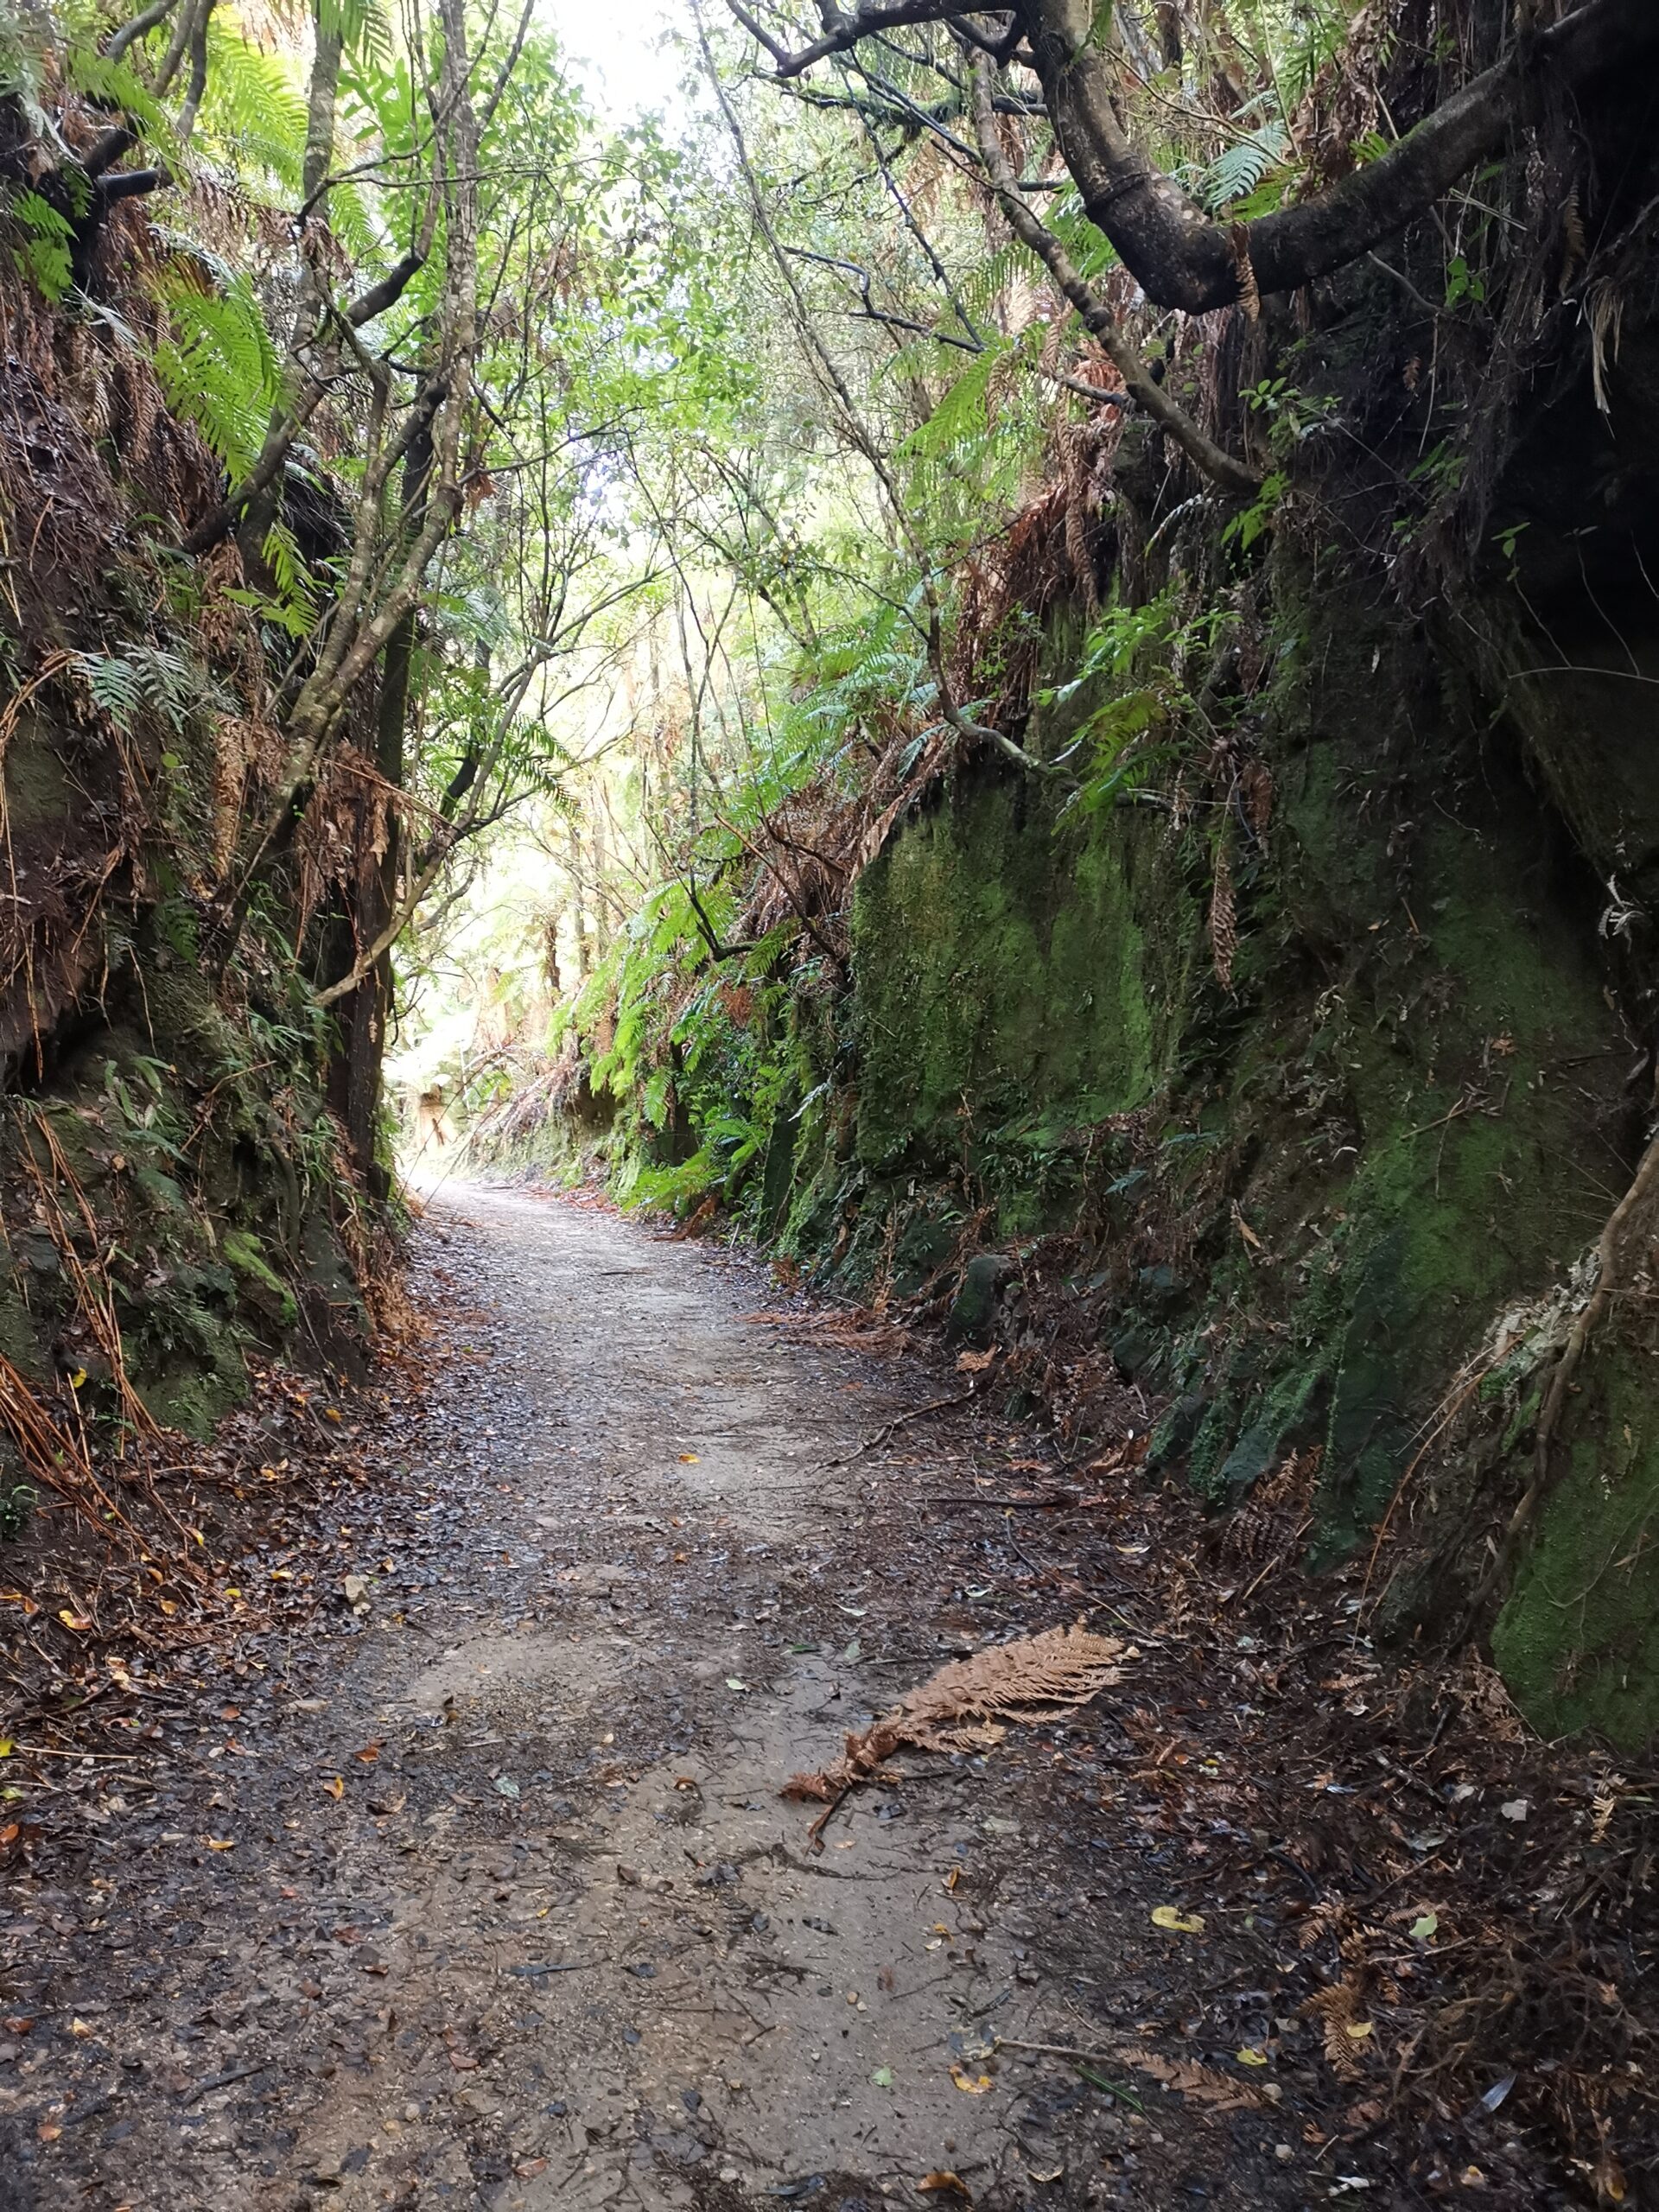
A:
1,1187,1315,2212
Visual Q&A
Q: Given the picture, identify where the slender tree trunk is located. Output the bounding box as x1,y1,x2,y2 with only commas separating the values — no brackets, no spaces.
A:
567,815,589,981
238,2,342,583
327,405,434,1196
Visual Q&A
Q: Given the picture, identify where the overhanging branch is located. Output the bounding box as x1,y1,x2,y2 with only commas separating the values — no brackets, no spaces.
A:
968,58,1259,499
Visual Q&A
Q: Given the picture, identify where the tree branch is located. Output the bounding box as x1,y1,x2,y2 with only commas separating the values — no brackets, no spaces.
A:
728,0,978,79
747,0,1659,314
968,57,1259,498
104,0,179,62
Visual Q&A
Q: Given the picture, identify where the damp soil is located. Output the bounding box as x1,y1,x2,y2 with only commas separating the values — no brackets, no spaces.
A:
0,1187,1599,2210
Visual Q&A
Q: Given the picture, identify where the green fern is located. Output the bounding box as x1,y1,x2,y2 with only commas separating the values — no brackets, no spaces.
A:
153,268,281,474
194,19,310,198
8,188,73,299
261,521,318,623
73,645,206,733
321,0,396,62
65,43,183,174
900,335,1013,462
1200,125,1289,213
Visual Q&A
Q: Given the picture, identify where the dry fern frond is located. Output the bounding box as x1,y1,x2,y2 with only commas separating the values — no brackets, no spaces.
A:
1305,1975,1374,2081
1210,838,1237,990
1111,2044,1268,2112
784,1624,1127,1811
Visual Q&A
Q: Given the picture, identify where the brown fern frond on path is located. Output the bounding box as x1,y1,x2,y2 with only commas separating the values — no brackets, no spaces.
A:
783,1622,1129,1811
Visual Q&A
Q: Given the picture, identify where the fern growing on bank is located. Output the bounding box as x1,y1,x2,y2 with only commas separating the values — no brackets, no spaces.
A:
152,267,282,476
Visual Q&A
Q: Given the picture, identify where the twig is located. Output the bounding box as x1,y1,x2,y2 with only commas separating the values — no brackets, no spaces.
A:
829,1387,976,1466
993,2037,1147,2107
921,1493,1086,1508
180,2060,270,2103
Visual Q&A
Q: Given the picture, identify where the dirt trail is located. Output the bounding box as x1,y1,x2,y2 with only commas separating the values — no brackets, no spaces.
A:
0,1188,1323,2210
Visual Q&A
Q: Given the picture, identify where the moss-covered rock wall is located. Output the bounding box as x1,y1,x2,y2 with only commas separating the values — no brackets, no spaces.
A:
770,536,1659,1747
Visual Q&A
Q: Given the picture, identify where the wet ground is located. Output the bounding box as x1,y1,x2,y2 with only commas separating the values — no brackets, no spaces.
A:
0,1186,1560,2209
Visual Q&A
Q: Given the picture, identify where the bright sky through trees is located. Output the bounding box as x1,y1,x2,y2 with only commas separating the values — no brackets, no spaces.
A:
542,0,687,126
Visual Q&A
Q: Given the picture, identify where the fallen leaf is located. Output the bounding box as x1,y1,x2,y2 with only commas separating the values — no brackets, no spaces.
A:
943,1868,961,1891
1236,2047,1269,2066
678,1452,700,1463
1151,1904,1205,1934
322,1776,345,1800
515,2159,549,2178
354,1743,382,1764
1500,1798,1529,1823
726,1678,748,1693
949,2063,993,2095
871,2066,893,2088
1409,1911,1438,1941
57,1611,92,1631
918,2175,970,2200
69,2018,92,2037
205,1837,236,1852
1344,2021,1374,2041
36,2123,60,2142
448,2050,478,2072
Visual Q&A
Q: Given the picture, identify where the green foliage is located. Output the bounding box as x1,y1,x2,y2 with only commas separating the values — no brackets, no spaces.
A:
153,270,281,475
194,17,310,195
0,1480,35,1541
1224,470,1288,554
65,41,181,168
1198,125,1289,213
7,187,73,298
902,336,1014,462
72,645,212,733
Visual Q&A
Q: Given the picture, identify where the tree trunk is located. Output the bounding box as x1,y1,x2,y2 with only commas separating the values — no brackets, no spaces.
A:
326,408,434,1197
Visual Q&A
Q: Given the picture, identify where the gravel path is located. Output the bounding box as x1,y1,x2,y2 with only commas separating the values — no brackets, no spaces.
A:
0,1185,1318,2211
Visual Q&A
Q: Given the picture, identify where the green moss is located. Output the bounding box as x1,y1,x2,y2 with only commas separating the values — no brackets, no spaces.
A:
1493,1352,1659,1750
220,1229,298,1323
850,772,1185,1191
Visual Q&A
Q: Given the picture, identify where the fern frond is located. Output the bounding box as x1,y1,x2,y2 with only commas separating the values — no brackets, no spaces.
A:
65,43,184,173
1199,125,1289,213
195,19,309,197
153,267,281,474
